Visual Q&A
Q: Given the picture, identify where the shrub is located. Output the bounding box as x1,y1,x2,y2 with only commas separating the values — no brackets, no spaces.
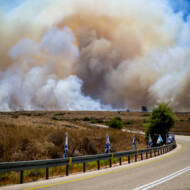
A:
54,112,65,116
125,121,135,125
97,119,104,124
141,106,148,112
145,103,176,145
108,117,123,129
51,117,58,121
143,119,148,123
90,119,97,124
83,117,90,121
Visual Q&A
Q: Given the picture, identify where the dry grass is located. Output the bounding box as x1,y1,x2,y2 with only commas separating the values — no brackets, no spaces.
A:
0,111,147,162
2,110,189,186
0,111,147,186
0,110,189,163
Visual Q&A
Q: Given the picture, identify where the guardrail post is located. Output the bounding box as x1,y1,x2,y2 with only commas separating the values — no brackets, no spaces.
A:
83,162,86,173
135,154,137,162
109,159,112,168
119,157,122,165
97,160,100,170
66,165,69,176
20,170,24,184
146,152,148,159
141,153,143,160
46,168,49,180
128,155,130,164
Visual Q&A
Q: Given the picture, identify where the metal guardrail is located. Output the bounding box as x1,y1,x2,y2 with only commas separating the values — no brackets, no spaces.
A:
0,142,176,184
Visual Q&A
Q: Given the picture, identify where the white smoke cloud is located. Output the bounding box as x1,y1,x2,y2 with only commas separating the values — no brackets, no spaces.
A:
0,26,111,111
0,0,190,111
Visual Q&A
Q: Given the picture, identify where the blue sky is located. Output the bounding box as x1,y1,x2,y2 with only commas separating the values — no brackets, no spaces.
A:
169,0,190,20
0,0,190,20
0,0,22,11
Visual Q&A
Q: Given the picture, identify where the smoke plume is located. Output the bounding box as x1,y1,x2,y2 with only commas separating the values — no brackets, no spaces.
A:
0,0,190,111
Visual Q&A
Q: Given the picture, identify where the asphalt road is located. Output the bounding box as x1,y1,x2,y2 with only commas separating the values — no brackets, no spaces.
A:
2,135,190,190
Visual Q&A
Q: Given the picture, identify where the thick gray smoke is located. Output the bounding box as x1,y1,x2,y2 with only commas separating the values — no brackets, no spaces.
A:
0,27,111,110
0,0,190,111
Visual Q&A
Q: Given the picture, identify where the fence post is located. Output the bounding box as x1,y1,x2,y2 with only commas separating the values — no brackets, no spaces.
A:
135,154,137,162
150,150,152,158
20,170,24,184
128,155,130,164
66,165,69,176
46,168,49,180
141,153,143,160
119,157,122,165
83,162,86,173
146,152,148,159
109,159,112,168
97,160,100,170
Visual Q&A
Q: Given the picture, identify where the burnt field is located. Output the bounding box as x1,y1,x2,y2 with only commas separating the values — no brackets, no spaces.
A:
0,111,189,162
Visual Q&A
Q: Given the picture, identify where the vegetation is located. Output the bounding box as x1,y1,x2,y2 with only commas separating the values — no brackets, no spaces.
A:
1,109,190,186
54,112,65,116
141,106,148,112
108,117,123,129
0,121,145,162
145,103,176,145
125,120,136,125
83,117,90,121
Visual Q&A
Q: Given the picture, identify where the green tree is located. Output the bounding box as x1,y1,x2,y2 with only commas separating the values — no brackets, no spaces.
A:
108,117,123,129
145,103,176,146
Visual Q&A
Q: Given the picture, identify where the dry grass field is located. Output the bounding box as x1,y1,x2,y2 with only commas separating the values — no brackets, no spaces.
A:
0,111,190,185
0,111,147,162
0,110,189,162
0,111,190,161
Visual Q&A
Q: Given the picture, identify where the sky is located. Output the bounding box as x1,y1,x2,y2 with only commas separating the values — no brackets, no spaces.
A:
1,0,190,19
0,0,21,11
169,0,190,20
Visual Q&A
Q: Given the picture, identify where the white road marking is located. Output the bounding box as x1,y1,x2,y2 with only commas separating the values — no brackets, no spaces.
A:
134,165,190,190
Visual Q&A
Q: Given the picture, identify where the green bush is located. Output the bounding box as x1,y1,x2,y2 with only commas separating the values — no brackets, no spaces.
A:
97,119,104,124
125,120,135,125
54,112,65,116
83,117,90,121
89,118,104,124
145,103,176,146
141,106,148,112
108,117,123,129
90,119,97,124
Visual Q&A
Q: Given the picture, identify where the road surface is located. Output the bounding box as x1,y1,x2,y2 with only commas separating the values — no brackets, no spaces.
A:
2,135,190,190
